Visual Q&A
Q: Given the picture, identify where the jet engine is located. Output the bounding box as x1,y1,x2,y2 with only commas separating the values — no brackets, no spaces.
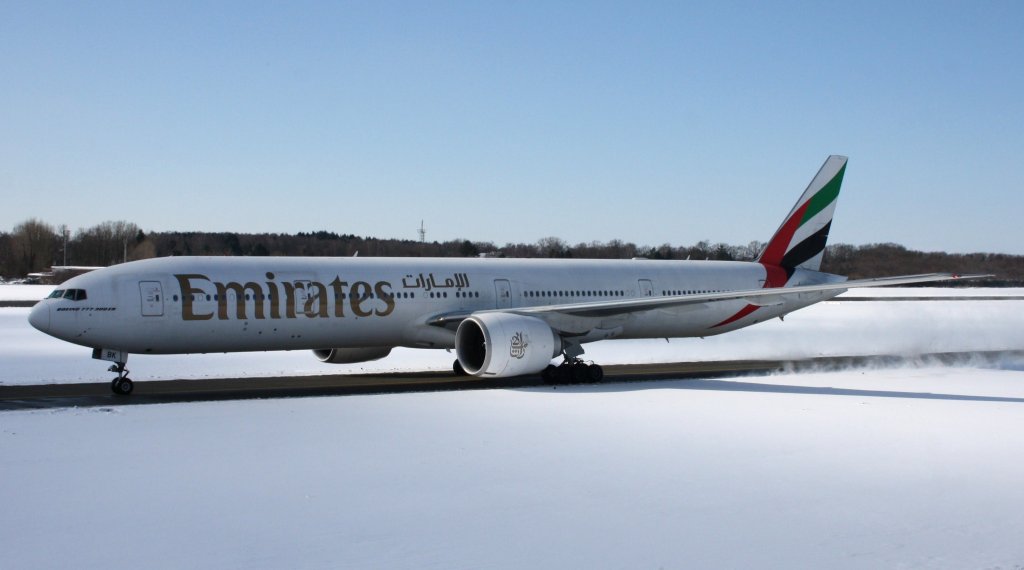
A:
456,313,560,377
313,347,393,364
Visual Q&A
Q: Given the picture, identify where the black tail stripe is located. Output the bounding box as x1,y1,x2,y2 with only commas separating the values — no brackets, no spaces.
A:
779,221,831,270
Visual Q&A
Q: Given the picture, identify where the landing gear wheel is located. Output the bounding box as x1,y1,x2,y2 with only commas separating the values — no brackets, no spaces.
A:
542,365,559,384
543,358,605,385
453,359,467,376
111,377,134,395
571,362,590,383
106,359,133,395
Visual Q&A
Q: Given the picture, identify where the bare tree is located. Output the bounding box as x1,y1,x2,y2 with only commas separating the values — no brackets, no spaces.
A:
537,236,569,258
0,231,13,277
73,221,142,266
11,218,58,276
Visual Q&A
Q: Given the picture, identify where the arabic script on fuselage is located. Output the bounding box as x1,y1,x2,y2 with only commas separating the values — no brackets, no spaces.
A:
400,272,470,291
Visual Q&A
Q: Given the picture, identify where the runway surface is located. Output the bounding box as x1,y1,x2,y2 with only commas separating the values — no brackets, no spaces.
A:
2,350,1019,411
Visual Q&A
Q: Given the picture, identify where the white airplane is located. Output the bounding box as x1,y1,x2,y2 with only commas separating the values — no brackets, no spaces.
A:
29,156,980,394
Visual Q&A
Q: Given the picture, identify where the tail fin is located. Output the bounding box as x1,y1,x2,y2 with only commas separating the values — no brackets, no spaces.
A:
758,155,847,275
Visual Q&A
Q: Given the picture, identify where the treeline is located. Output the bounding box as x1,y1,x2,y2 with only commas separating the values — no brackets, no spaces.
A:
1,219,1021,285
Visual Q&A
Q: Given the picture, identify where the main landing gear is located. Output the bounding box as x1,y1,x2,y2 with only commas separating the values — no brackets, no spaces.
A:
541,358,604,384
451,356,604,384
542,339,604,384
109,362,134,395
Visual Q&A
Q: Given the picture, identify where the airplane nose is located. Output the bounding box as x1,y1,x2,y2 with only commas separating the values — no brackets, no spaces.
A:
28,301,50,332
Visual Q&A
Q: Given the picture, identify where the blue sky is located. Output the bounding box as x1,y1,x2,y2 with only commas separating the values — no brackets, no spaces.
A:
2,1,1022,253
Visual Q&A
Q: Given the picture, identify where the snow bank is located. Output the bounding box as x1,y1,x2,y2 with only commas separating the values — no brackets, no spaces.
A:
0,284,54,302
839,286,1024,298
2,367,1024,568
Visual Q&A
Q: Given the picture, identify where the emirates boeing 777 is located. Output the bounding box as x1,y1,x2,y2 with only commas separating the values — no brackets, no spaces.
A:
29,156,980,394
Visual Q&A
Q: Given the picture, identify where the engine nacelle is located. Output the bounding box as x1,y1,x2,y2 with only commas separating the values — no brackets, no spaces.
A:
456,313,560,377
313,347,393,364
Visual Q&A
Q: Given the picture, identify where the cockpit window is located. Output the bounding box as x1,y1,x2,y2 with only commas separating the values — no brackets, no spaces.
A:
48,289,65,299
59,289,88,301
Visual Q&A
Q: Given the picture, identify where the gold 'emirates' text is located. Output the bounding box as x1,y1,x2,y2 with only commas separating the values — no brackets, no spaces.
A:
175,273,396,321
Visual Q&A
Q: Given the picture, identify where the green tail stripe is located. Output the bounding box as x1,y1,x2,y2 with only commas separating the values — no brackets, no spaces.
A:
799,163,846,225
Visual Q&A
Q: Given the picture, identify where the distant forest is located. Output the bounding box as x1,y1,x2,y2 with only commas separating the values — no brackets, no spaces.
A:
2,218,1022,285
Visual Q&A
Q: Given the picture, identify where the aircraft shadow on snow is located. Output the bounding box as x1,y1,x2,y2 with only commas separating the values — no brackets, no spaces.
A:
555,376,1024,404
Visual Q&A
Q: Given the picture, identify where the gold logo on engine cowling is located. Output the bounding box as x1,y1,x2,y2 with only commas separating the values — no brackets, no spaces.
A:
510,331,528,359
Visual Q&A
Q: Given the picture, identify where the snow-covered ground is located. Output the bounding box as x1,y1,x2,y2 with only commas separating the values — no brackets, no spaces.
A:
3,367,1024,568
3,291,1024,568
840,286,1024,297
0,283,55,301
2,290,1024,385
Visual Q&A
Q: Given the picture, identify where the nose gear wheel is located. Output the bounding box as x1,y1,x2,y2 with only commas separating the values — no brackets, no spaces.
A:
108,363,133,395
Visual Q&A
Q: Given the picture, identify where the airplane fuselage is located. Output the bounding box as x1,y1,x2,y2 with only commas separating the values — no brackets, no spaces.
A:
30,255,838,355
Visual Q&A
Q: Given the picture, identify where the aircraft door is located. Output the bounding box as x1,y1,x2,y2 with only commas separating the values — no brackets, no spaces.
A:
140,281,164,316
494,279,512,309
274,274,316,318
638,279,654,297
293,280,312,315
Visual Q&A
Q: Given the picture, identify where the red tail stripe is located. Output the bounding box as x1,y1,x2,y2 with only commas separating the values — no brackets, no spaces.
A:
759,201,809,266
713,303,759,328
711,262,790,328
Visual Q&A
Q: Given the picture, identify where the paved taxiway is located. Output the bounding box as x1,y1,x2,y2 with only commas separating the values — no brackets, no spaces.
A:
2,350,1020,411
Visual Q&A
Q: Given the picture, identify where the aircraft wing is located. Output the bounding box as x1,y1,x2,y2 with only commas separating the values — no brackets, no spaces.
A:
427,273,989,327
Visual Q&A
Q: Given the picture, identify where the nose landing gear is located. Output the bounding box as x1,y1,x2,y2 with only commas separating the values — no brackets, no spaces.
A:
108,362,133,395
92,348,133,395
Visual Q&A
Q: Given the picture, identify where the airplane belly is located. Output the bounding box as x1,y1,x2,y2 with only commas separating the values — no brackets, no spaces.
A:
105,312,406,354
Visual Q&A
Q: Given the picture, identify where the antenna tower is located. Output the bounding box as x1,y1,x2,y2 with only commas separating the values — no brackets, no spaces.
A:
418,220,426,243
